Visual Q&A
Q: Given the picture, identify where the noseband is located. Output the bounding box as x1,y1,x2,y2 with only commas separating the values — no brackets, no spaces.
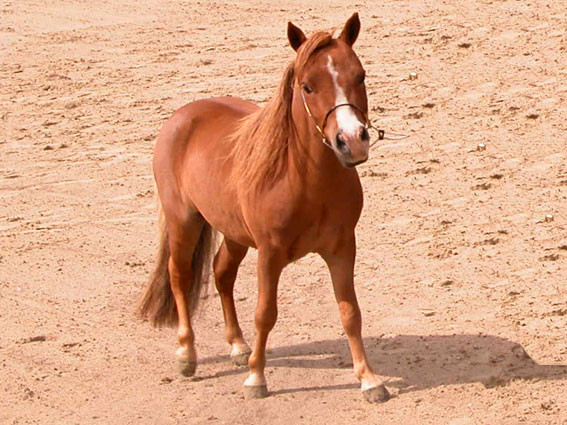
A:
300,90,385,150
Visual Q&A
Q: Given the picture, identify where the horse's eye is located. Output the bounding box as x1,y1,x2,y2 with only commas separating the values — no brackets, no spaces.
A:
357,73,366,84
302,83,313,94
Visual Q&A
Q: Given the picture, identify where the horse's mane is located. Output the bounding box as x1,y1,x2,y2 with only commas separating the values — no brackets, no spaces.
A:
229,31,333,192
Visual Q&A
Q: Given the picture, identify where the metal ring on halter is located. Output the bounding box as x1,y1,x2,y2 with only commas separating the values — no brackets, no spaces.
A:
300,90,385,149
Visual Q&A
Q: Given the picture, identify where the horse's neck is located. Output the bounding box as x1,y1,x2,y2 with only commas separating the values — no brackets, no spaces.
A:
286,121,349,192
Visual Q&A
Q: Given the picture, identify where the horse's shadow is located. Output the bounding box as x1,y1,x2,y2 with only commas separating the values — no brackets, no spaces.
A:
201,334,567,395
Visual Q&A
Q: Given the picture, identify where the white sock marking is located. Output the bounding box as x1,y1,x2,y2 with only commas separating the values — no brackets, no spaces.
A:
231,342,251,357
244,372,267,387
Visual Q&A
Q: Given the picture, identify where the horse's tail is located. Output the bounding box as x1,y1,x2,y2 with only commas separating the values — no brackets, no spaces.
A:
138,204,216,327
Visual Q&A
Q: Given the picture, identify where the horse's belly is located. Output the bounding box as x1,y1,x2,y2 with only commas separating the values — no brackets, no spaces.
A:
178,99,258,247
197,201,257,248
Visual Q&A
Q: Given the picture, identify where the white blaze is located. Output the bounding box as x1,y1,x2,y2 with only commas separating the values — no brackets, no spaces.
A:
326,55,364,135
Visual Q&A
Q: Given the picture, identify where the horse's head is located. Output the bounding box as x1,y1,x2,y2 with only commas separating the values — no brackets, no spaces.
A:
289,13,369,168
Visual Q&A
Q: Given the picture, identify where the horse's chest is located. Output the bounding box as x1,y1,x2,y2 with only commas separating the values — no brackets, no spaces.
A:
246,178,363,260
273,201,360,261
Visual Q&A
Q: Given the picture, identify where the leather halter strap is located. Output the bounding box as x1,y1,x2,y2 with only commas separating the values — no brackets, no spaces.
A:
300,90,384,149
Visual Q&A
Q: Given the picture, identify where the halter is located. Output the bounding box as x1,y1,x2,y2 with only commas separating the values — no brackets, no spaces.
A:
300,89,385,149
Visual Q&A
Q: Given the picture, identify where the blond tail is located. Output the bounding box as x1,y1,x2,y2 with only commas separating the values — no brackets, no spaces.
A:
138,208,216,327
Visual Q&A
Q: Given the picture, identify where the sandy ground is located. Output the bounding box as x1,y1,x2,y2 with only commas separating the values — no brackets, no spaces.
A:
1,1,567,424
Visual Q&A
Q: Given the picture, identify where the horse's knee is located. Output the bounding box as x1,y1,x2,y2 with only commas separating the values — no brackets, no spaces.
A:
254,303,278,332
338,301,362,336
213,240,247,291
213,263,237,292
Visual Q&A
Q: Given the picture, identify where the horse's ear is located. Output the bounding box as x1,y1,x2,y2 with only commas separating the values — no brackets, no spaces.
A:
339,12,361,46
287,21,307,52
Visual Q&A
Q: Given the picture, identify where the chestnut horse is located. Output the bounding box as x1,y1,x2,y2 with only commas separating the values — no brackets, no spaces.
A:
139,13,389,403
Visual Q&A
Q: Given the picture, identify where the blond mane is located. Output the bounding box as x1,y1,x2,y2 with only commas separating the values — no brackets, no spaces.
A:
229,31,333,192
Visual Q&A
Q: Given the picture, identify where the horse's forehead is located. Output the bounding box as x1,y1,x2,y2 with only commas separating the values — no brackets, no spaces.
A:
308,42,361,74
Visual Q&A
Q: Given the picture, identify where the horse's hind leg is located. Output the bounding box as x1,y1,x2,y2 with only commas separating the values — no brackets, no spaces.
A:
167,213,205,376
213,237,251,366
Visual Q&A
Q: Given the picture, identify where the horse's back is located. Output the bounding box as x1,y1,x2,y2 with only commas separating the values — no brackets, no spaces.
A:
154,96,258,173
186,96,259,118
157,96,257,150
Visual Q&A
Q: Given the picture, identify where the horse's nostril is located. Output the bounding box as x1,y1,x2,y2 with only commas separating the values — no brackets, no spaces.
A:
335,132,350,154
360,127,369,141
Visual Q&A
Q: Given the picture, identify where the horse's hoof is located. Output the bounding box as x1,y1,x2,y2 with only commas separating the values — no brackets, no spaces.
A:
177,360,197,377
243,385,269,400
231,351,251,367
362,384,390,403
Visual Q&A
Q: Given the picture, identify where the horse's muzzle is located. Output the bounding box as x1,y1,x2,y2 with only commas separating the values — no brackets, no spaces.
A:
344,157,368,168
334,127,369,167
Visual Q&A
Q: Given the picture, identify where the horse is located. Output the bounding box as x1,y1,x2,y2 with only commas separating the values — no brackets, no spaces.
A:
139,13,390,403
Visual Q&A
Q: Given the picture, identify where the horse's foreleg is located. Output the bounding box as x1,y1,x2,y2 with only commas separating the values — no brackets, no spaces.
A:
167,217,204,376
213,237,251,366
324,237,391,403
243,250,284,399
